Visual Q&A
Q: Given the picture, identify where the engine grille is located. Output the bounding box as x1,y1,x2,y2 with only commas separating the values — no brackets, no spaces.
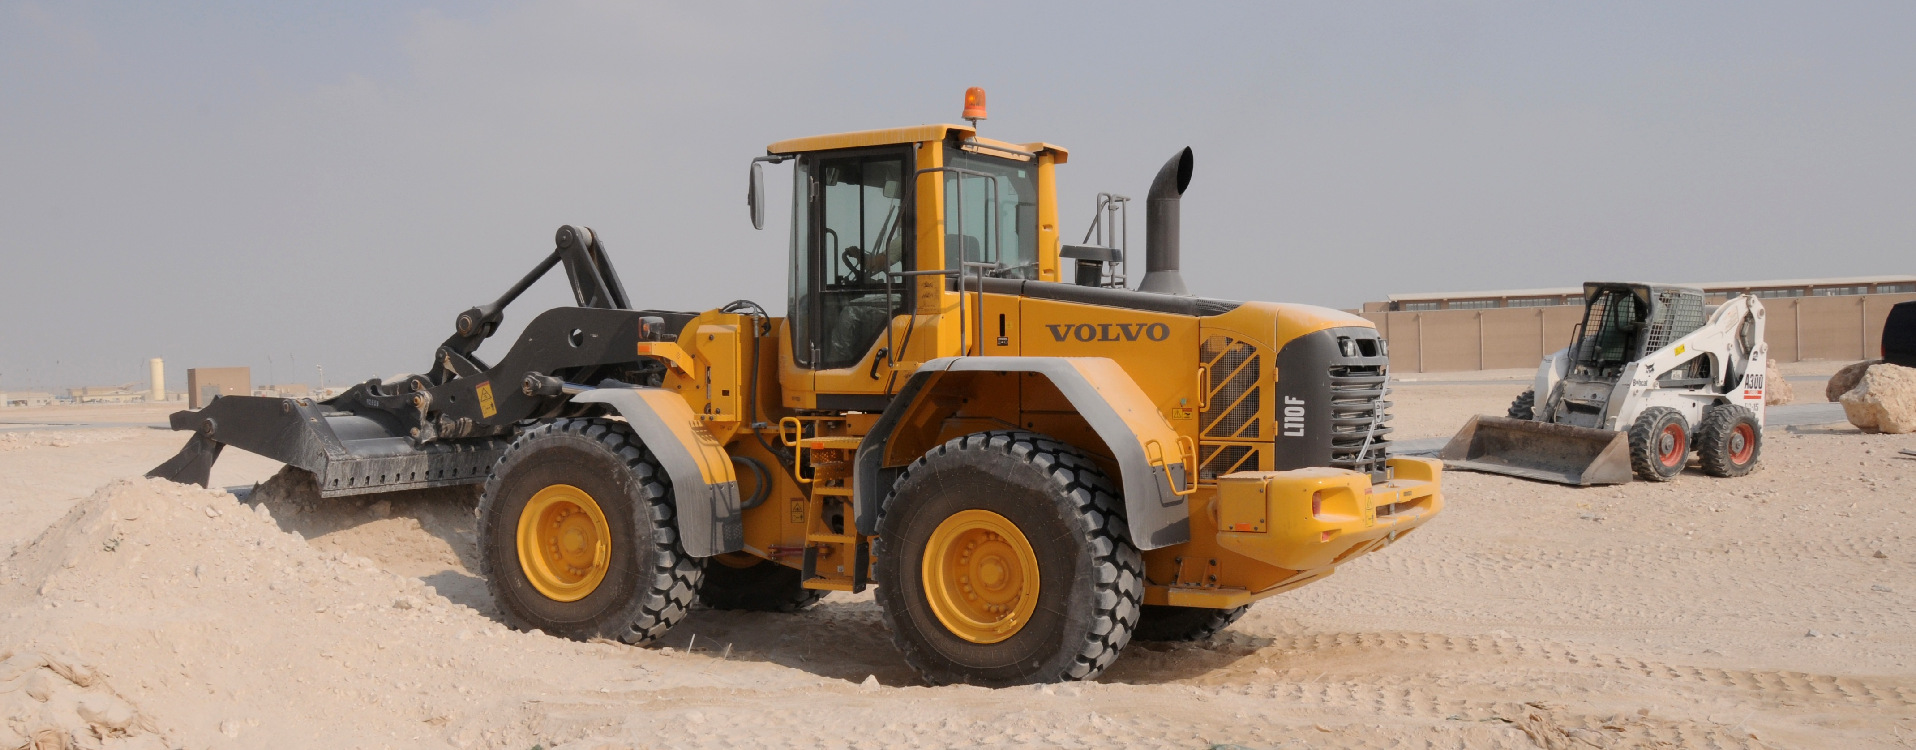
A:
1200,336,1262,439
1327,350,1392,477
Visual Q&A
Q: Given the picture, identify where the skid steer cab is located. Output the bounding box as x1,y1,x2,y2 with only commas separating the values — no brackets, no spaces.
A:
149,89,1443,686
1444,282,1769,485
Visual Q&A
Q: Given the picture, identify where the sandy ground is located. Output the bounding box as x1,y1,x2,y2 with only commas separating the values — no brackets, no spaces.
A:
1,382,1913,749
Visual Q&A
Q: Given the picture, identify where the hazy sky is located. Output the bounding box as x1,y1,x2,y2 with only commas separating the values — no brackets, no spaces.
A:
3,1,1912,390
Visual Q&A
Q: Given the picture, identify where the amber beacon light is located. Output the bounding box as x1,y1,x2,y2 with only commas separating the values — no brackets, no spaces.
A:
962,87,988,125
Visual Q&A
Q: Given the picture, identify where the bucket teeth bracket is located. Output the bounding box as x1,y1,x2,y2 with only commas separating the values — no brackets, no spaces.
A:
145,433,224,488
144,395,509,498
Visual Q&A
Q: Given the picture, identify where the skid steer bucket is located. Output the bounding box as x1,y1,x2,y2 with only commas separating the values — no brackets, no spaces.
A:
1439,415,1633,486
146,395,507,497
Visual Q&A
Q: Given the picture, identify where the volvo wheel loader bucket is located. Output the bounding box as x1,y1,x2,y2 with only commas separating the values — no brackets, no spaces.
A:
1439,415,1633,486
146,395,507,497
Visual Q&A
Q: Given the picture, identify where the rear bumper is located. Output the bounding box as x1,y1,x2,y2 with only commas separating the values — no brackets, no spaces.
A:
1214,456,1443,576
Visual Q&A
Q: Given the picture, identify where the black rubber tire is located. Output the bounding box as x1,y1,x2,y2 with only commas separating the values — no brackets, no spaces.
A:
874,430,1144,686
1132,604,1249,642
477,418,702,644
1627,407,1690,482
697,558,826,612
1507,389,1536,420
1696,404,1763,478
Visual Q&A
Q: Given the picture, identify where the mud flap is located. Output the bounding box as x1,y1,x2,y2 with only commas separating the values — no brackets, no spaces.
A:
570,388,742,558
1440,415,1633,486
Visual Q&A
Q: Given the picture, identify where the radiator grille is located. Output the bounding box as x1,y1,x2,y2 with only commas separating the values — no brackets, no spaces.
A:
1327,355,1392,477
1200,336,1262,439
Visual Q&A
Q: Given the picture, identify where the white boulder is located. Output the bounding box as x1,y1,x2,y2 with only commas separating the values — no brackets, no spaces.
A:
1840,363,1916,434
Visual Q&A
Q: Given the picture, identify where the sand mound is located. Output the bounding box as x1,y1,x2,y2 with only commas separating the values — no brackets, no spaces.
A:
243,466,491,613
0,478,516,747
0,478,802,749
0,649,157,750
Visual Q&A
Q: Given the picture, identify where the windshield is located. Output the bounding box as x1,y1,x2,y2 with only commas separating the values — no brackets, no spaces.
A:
943,146,1038,279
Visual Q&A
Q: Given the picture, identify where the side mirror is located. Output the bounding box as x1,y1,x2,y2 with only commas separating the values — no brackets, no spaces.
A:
748,162,766,230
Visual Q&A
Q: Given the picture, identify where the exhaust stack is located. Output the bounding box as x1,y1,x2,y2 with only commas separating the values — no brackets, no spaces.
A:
1138,147,1194,296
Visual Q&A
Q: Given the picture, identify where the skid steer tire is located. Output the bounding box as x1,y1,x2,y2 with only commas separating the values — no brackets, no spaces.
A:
1507,389,1536,420
1697,405,1762,478
697,556,825,613
874,430,1143,687
478,418,701,645
1132,604,1249,643
1627,407,1690,482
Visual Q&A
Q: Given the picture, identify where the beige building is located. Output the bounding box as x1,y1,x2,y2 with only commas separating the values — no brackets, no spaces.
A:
1365,275,1916,313
1358,276,1916,373
69,384,150,404
187,367,251,408
3,392,57,408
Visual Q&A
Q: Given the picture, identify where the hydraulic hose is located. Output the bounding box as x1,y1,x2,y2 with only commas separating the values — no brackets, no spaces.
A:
731,454,772,510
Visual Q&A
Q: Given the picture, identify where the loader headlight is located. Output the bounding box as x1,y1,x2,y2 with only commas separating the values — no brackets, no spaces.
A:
1338,338,1358,358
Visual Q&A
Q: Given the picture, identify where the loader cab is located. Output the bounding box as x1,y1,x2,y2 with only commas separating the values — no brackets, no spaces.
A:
752,124,1067,408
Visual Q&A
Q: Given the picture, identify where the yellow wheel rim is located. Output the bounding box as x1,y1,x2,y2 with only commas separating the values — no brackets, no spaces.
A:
516,484,612,602
921,509,1040,644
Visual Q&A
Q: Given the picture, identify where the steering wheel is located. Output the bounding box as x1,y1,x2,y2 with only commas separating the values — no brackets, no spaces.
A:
838,246,867,285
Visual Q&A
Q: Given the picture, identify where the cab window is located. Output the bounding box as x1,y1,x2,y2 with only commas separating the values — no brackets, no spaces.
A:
943,146,1038,279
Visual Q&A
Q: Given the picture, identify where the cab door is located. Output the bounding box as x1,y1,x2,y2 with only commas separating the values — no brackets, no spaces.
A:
783,146,916,409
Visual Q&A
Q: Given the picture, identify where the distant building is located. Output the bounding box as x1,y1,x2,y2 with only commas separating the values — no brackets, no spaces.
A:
254,383,311,398
187,367,251,409
3,392,57,408
1364,275,1916,312
70,384,150,404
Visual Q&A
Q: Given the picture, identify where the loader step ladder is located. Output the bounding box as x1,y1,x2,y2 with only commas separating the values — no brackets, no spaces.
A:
779,422,872,592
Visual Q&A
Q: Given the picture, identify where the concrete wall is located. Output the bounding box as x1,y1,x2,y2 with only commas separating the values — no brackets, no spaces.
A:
187,367,251,409
1361,292,1916,373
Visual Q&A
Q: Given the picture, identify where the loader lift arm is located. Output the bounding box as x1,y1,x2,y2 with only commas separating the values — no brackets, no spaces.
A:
147,225,691,498
431,224,633,385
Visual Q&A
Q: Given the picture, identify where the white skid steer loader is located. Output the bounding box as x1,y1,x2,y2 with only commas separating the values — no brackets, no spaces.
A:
1443,282,1768,485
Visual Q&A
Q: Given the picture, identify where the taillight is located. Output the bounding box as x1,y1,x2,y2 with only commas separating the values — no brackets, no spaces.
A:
1311,491,1323,518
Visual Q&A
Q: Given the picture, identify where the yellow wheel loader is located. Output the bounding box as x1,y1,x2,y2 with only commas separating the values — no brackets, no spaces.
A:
150,92,1445,686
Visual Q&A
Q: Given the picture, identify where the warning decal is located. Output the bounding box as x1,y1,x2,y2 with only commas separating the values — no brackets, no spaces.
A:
476,381,497,418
